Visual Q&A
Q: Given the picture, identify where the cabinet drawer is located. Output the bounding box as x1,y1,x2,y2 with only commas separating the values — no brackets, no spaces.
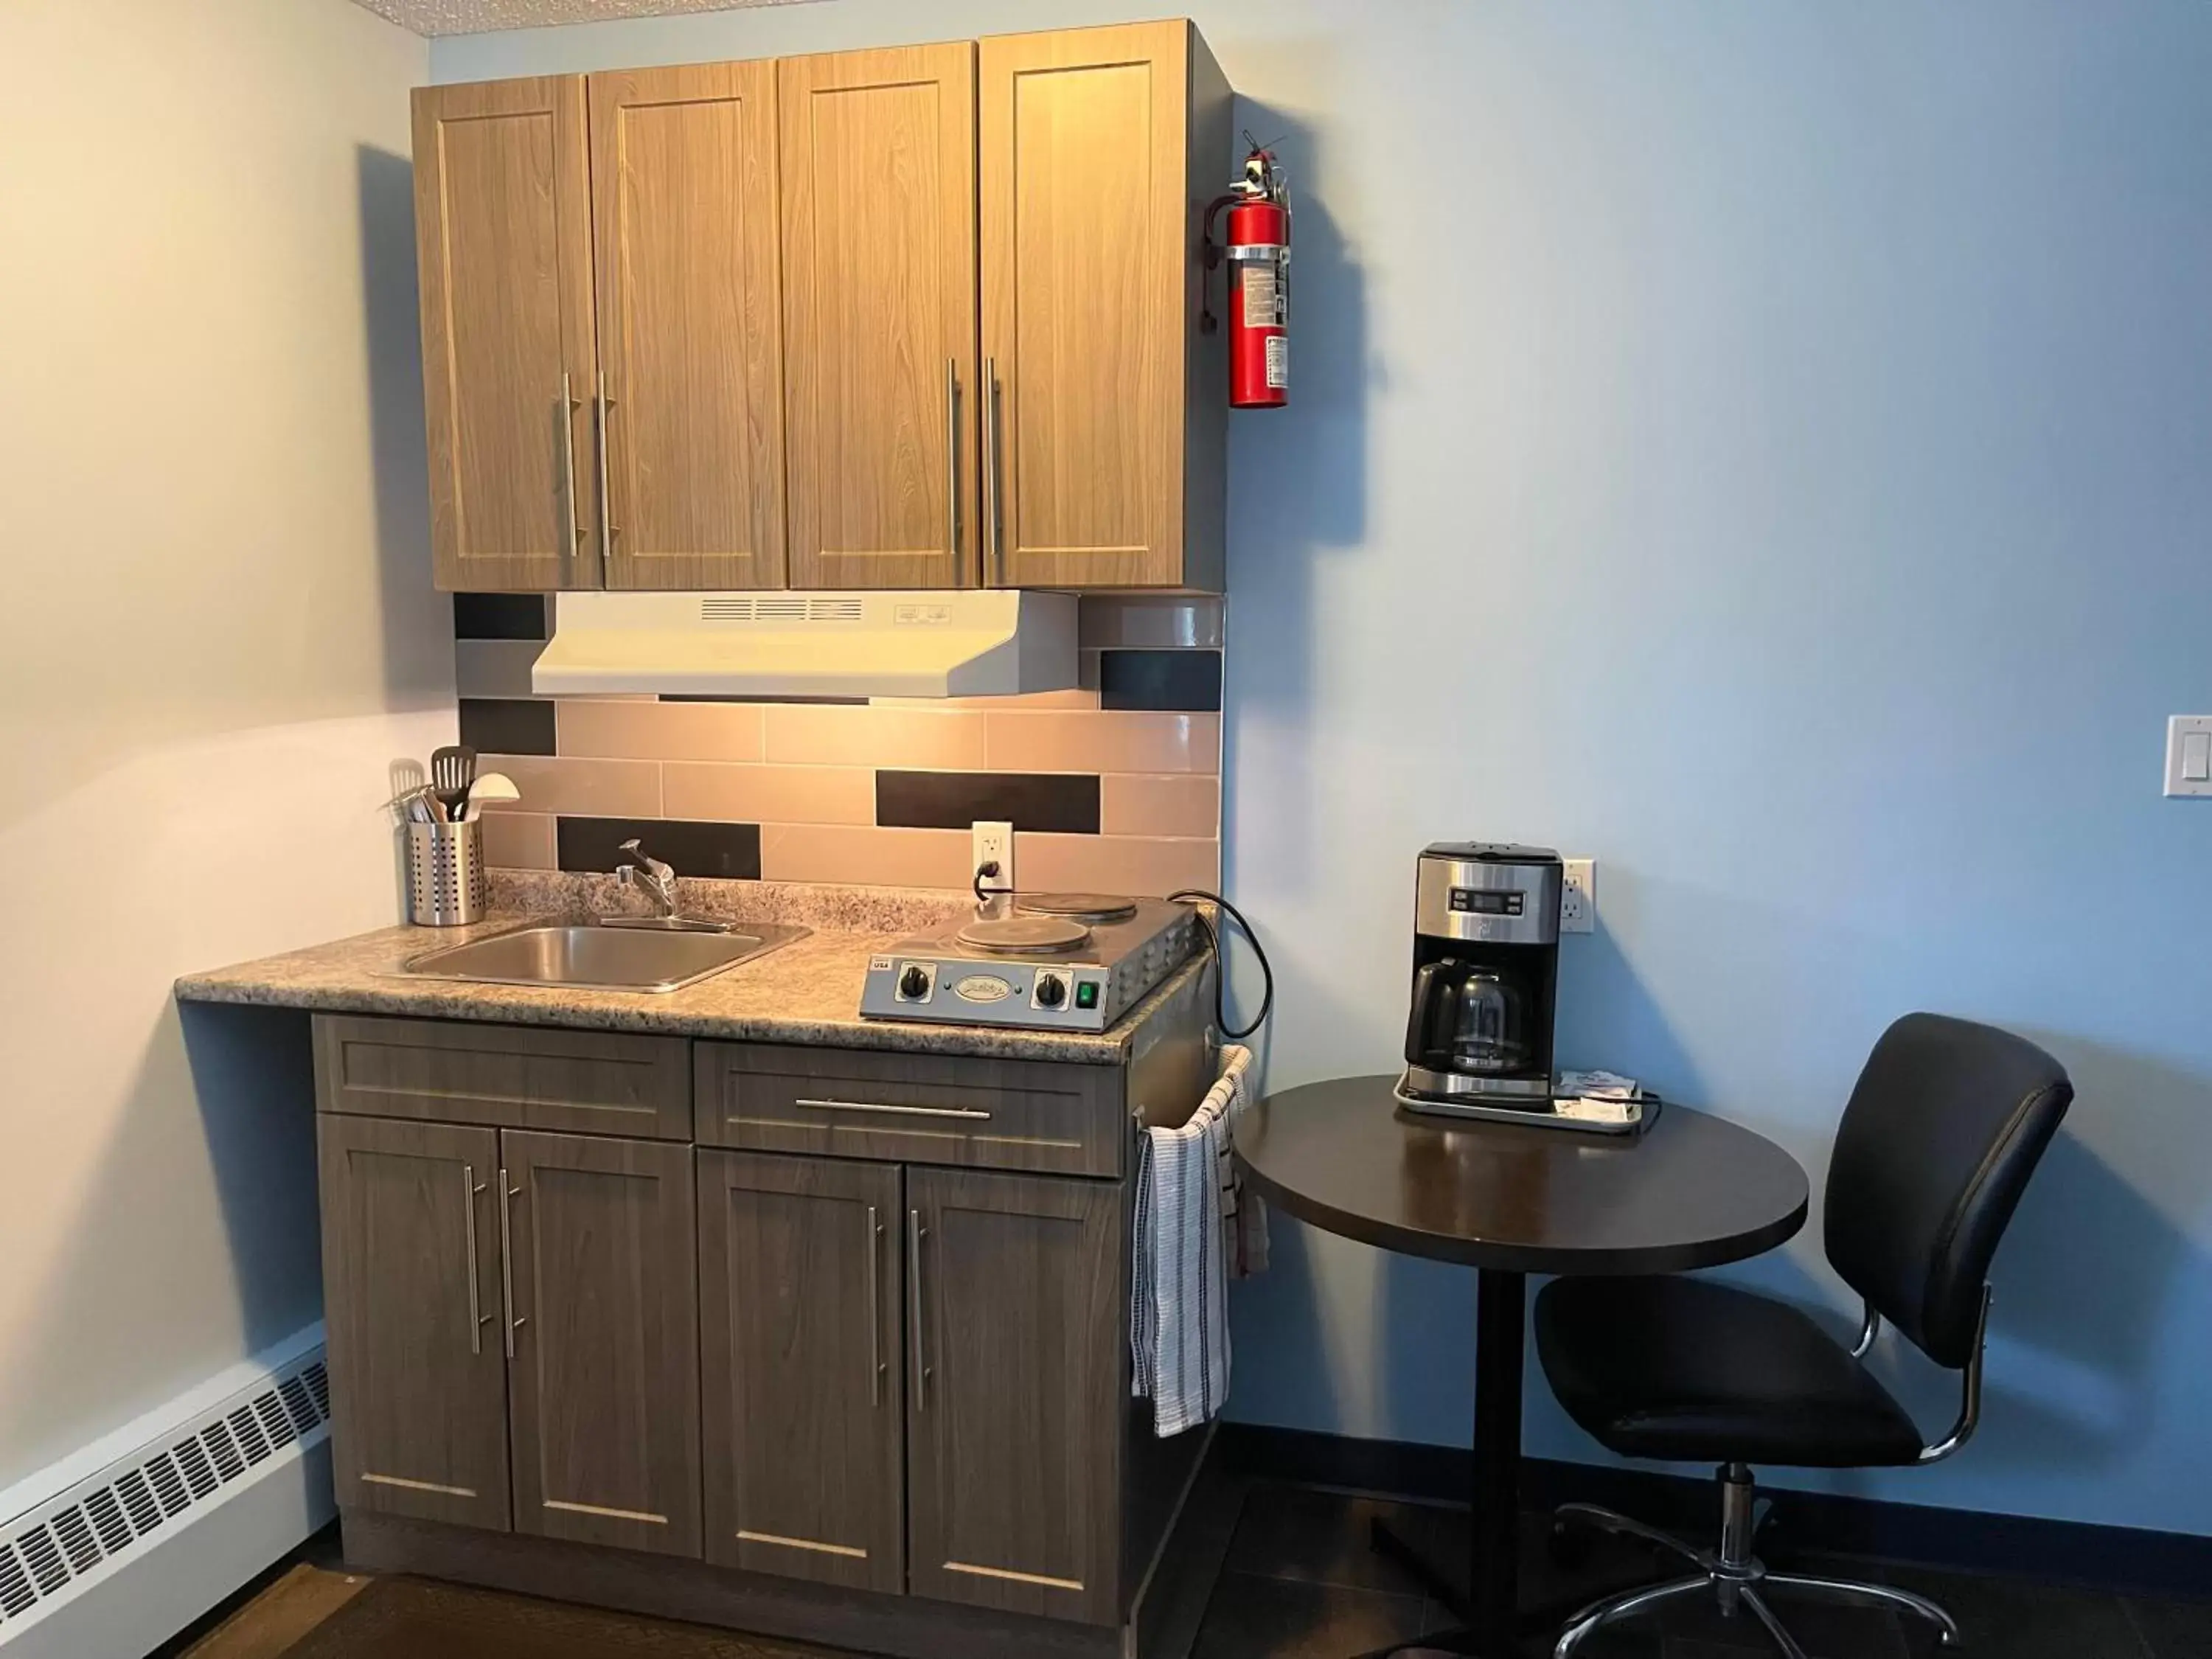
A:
695,1043,1124,1178
314,1015,692,1141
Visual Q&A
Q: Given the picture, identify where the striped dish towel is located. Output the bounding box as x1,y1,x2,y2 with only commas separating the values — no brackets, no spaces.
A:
1132,1044,1259,1437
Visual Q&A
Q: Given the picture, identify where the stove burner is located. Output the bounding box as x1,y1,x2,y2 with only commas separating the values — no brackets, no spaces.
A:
1015,892,1139,923
954,914,1093,955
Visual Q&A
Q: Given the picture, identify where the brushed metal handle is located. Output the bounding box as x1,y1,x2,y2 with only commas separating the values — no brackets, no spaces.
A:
982,356,1001,581
908,1208,929,1411
462,1164,489,1356
795,1097,991,1122
866,1204,883,1408
558,373,580,565
498,1167,524,1359
945,358,961,566
595,369,615,581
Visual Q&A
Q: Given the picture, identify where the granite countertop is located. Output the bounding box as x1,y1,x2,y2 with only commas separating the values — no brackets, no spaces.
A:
173,872,1206,1065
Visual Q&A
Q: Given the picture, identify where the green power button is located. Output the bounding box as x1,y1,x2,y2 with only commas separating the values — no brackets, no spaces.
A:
1074,981,1100,1010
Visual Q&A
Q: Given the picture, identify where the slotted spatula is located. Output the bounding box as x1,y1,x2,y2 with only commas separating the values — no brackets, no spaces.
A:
429,745,477,823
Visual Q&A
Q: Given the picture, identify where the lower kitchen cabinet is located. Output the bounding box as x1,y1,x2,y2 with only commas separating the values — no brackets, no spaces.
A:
319,1115,512,1534
503,1130,702,1559
906,1165,1125,1626
698,1150,904,1591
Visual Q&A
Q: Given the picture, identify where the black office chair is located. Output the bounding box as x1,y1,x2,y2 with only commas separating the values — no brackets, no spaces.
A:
1533,1013,2073,1658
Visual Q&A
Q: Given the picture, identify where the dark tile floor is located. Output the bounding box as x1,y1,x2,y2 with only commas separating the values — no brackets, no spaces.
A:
1189,1483,2212,1659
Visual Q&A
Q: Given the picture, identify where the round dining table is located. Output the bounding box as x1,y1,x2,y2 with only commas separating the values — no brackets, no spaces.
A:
1232,1076,1810,1659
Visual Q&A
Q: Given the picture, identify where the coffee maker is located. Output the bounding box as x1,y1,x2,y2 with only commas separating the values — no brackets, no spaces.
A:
1399,843,1562,1113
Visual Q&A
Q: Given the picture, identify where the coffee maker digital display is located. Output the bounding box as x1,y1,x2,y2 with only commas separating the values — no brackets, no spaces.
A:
1400,843,1562,1110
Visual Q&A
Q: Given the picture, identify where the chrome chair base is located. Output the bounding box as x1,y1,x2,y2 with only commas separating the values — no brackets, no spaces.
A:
1551,1466,1961,1659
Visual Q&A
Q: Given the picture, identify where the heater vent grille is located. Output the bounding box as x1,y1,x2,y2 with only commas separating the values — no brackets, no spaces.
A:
0,1354,330,1632
698,595,866,625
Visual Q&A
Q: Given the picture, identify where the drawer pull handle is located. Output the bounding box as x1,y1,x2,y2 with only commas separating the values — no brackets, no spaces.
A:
795,1097,991,1122
909,1207,930,1411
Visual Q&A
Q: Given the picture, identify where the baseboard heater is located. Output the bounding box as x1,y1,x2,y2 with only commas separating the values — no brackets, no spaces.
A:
0,1332,335,1656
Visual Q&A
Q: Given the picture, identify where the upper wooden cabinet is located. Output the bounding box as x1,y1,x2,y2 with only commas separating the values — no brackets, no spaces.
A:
591,63,786,591
978,21,1230,591
413,21,1229,594
780,45,980,591
413,76,598,592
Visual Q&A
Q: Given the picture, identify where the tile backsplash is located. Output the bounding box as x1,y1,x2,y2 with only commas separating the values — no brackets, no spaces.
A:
455,595,1224,897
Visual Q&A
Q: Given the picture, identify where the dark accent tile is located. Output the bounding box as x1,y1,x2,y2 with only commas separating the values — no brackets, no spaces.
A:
1871,1562,2152,1659
2128,1595,2212,1659
1100,648,1223,712
556,818,762,881
876,771,1100,834
660,694,869,706
458,698,556,757
1190,1571,1427,1659
453,593,547,640
1222,1483,1433,1596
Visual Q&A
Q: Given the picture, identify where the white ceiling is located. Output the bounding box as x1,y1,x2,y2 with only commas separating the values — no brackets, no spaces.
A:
352,0,821,37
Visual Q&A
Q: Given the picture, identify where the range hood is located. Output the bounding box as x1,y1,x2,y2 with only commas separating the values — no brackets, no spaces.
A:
531,590,1079,700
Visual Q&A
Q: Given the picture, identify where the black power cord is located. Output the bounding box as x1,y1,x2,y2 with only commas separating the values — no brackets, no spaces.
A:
1167,888,1274,1041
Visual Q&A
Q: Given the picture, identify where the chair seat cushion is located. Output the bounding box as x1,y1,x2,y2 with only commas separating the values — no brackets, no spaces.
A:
1535,1275,1927,1469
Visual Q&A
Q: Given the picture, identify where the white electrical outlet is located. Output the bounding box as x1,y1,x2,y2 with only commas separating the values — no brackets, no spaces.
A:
1560,858,1596,933
972,820,1014,894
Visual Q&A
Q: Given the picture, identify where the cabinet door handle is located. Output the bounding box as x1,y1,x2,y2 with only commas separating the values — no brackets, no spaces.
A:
596,369,615,581
794,1096,991,1122
866,1203,883,1408
908,1208,930,1411
558,372,581,566
498,1166,524,1358
462,1164,490,1356
981,356,1001,581
945,358,961,567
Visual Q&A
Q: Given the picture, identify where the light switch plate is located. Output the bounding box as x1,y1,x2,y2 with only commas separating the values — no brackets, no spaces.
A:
2165,717,2212,798
1560,858,1596,933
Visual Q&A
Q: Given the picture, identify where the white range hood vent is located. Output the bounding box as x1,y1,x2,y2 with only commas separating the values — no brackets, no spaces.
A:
532,590,1079,700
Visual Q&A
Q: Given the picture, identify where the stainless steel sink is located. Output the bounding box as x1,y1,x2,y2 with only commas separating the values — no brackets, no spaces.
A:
400,922,808,993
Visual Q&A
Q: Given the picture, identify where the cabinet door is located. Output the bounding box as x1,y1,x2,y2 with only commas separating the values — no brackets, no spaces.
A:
589,62,785,591
781,45,979,591
317,1116,509,1532
979,22,1195,591
413,77,598,593
501,1131,701,1558
906,1166,1124,1626
698,1151,903,1592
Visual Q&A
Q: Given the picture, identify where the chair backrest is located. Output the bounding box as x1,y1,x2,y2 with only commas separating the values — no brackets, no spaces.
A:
1823,1013,2073,1370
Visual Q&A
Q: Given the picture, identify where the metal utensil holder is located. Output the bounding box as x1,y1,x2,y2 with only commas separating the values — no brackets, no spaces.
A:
407,820,487,926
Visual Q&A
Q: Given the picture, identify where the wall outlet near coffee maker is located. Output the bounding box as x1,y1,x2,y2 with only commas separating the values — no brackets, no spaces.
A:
1560,858,1596,933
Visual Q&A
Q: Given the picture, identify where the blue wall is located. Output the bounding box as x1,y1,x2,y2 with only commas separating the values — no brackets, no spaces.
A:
438,1,2212,1537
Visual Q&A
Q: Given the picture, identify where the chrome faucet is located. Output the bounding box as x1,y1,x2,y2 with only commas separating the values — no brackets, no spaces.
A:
616,839,679,919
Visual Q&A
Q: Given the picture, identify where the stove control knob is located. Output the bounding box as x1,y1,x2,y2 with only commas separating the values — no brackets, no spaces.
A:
899,964,932,1000
1035,973,1068,1009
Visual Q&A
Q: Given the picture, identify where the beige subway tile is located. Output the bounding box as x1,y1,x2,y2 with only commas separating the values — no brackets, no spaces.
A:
1019,834,1220,898
765,705,986,768
1101,774,1220,839
557,698,765,762
759,824,973,888
477,754,661,817
663,763,877,826
984,712,1220,775
872,688,1102,712
477,811,555,870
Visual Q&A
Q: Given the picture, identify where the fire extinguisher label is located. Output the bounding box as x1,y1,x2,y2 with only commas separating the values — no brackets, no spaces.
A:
1265,334,1289,389
1242,266,1281,331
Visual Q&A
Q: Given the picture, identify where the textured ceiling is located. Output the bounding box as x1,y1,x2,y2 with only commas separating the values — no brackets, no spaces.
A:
352,0,821,37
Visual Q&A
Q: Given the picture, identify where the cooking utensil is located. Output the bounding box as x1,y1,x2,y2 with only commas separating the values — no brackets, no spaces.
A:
462,772,521,820
430,745,477,821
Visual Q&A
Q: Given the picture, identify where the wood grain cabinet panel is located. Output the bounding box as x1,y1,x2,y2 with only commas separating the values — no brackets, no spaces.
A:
698,1150,904,1592
589,62,786,590
502,1131,702,1559
695,1042,1125,1178
313,1015,692,1141
978,22,1230,592
780,44,979,591
905,1166,1124,1626
413,77,599,592
318,1116,512,1534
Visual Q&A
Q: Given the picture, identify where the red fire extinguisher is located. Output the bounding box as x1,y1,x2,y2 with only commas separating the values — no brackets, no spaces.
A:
1205,140,1290,408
